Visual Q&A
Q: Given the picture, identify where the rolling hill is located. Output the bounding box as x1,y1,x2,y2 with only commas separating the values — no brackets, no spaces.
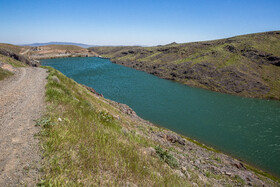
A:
89,31,280,100
21,42,97,48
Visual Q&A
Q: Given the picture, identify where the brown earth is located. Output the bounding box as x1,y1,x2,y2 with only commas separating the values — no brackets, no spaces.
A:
1,64,16,72
0,48,39,67
0,67,48,186
21,45,97,59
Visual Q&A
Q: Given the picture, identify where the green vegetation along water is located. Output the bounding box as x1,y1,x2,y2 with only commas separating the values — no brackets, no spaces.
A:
41,57,280,177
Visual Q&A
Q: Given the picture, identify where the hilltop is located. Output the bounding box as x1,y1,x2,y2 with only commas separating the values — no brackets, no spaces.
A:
89,31,280,100
22,42,97,48
0,43,97,60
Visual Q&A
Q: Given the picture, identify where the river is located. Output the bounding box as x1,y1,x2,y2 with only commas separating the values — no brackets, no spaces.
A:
41,57,280,177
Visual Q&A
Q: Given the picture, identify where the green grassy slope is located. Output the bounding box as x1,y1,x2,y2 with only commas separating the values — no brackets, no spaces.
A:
90,31,280,100
38,67,190,186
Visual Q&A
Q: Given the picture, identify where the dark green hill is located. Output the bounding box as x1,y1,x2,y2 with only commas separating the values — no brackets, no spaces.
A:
89,31,280,100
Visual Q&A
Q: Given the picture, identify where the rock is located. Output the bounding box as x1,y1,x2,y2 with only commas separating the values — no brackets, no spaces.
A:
181,166,191,179
128,50,135,54
231,161,246,170
224,45,237,53
142,147,156,156
192,182,199,187
181,166,187,172
82,85,103,97
108,101,139,119
224,171,232,177
158,133,186,145
113,115,120,120
52,76,60,83
174,170,185,178
241,47,280,66
124,182,138,187
122,128,129,135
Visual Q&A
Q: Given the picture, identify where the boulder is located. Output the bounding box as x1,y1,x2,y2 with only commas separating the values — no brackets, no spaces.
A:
52,76,60,83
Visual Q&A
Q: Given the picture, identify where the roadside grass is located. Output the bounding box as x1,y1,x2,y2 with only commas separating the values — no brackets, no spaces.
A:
38,67,191,186
0,68,13,80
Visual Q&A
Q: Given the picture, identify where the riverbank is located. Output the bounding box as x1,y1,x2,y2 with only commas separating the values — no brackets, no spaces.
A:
37,66,279,186
41,56,280,178
89,31,280,101
1,39,279,186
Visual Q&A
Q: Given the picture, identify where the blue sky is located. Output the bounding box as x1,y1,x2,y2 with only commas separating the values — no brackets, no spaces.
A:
0,0,279,46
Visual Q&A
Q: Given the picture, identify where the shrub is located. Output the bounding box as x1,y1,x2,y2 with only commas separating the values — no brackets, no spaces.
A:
155,146,179,168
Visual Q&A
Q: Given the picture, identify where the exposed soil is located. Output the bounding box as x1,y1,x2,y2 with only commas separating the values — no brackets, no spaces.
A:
0,48,39,67
0,67,48,186
1,64,16,72
22,45,97,59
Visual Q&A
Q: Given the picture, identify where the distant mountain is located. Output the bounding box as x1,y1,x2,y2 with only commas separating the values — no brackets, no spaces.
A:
21,42,97,48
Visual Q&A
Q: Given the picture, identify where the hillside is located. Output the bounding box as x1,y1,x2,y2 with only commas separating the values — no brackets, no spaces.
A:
89,31,280,100
0,42,279,186
0,43,98,60
21,44,97,59
22,42,96,48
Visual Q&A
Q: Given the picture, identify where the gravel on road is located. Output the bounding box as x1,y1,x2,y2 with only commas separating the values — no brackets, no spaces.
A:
0,67,47,186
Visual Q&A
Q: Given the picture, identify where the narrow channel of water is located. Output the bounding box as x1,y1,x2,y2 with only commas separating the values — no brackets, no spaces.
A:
41,57,280,177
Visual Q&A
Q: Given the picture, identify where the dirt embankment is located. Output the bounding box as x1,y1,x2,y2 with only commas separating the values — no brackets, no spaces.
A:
0,67,48,186
0,48,39,67
22,45,97,59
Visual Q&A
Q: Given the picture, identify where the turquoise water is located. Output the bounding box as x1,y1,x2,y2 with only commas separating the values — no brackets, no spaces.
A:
41,57,280,177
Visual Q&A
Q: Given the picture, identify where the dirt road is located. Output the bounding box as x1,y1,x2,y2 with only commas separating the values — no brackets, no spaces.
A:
0,67,47,186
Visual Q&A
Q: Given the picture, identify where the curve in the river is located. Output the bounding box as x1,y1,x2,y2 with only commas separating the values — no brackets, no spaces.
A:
41,57,280,177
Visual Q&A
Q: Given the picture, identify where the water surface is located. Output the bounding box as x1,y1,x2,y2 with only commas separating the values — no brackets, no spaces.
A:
41,57,280,177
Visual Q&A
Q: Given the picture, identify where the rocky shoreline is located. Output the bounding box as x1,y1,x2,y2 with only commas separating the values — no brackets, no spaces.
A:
84,82,279,186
